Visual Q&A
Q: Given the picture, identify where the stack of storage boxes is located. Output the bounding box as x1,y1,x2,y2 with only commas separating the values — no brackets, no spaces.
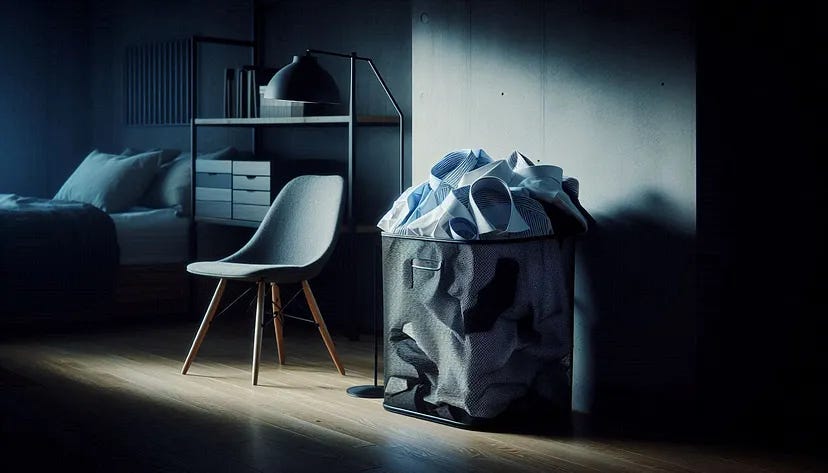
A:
194,159,232,219
231,161,271,222
195,159,272,224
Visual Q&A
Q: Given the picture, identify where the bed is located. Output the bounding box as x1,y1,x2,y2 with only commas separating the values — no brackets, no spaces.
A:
0,146,238,326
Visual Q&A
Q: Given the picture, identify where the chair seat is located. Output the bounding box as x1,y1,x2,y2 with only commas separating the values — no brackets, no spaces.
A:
187,261,310,283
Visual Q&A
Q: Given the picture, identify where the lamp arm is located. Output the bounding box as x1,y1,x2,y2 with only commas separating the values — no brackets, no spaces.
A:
364,59,405,195
305,48,406,194
365,59,404,122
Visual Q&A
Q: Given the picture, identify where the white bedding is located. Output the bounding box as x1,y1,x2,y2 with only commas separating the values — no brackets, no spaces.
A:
109,206,189,265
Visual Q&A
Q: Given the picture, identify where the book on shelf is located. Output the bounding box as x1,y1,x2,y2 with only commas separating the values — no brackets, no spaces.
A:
235,67,245,118
223,68,235,118
234,65,278,118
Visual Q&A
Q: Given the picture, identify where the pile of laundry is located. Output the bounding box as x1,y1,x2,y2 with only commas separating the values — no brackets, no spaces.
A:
378,149,588,240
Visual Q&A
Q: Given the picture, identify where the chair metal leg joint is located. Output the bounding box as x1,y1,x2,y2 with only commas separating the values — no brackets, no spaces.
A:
213,287,253,321
281,312,320,326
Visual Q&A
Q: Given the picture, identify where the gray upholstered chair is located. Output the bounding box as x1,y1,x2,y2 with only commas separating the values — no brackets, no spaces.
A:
181,175,346,385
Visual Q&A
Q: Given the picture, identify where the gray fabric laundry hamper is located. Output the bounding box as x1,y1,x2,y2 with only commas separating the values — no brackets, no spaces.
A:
381,233,575,431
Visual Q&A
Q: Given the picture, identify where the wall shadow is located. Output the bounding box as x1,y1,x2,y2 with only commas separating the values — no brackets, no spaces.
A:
573,190,698,441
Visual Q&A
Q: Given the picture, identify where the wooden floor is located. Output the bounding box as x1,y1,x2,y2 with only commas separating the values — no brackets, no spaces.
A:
1,314,824,473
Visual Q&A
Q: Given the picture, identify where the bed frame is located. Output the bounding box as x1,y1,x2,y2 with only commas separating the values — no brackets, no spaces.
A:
114,263,190,319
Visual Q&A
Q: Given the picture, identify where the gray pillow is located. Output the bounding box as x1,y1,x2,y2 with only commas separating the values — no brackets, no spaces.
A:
174,145,238,163
140,146,238,213
54,149,162,212
122,147,181,165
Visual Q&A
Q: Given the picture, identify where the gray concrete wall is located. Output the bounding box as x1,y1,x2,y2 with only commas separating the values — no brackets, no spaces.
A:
412,0,694,224
412,0,696,430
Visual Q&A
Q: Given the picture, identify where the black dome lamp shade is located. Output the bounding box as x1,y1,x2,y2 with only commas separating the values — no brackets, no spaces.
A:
263,54,341,104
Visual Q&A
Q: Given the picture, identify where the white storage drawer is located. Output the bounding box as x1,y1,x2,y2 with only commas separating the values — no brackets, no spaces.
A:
196,201,232,219
195,172,232,188
195,187,231,202
233,190,271,206
195,160,232,174
233,160,270,176
233,203,269,222
233,175,270,191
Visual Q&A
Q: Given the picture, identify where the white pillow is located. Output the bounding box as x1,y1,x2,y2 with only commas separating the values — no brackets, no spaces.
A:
54,149,162,212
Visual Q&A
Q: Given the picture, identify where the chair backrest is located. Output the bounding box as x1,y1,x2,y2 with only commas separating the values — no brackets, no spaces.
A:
221,175,344,278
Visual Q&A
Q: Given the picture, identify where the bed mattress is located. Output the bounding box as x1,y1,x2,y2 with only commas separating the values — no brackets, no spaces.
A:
109,207,189,265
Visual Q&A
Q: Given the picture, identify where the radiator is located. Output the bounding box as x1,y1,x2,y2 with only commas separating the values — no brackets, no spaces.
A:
124,39,190,125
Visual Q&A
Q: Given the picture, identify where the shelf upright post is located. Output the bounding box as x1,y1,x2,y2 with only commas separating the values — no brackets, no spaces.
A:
187,35,199,320
187,35,257,321
189,36,198,262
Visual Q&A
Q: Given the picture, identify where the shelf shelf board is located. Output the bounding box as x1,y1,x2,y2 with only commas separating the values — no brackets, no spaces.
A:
195,216,261,228
193,115,398,127
195,216,380,233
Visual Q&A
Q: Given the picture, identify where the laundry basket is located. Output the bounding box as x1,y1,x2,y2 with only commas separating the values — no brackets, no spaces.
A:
381,233,575,430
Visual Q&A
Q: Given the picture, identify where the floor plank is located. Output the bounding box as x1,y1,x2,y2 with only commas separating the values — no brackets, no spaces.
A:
1,316,824,473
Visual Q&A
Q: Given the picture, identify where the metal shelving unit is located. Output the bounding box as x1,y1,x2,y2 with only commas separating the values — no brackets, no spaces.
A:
187,36,397,258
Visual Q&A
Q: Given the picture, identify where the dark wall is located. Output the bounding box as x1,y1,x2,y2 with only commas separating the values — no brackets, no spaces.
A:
0,0,257,196
224,0,412,336
697,0,823,452
89,0,254,156
258,0,412,227
0,0,91,197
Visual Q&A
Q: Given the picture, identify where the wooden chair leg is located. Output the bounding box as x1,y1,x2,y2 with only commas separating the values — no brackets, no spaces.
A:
270,283,285,364
182,278,227,375
252,280,266,385
302,280,345,375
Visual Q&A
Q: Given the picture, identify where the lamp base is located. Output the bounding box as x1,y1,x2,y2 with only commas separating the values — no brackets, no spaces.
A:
346,384,384,399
